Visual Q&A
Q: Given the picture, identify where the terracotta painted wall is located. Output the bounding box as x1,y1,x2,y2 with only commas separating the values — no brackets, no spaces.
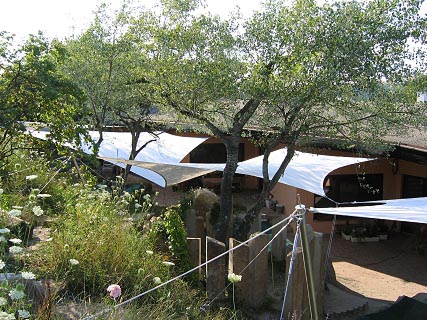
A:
270,154,427,234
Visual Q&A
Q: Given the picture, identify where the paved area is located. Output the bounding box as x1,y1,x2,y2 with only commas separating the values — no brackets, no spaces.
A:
325,232,427,317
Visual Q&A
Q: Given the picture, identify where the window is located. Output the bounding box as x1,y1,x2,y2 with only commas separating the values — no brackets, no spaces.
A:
313,174,383,221
190,143,245,163
402,175,427,198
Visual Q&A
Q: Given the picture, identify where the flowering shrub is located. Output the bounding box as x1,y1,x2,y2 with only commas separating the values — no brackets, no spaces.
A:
0,149,231,319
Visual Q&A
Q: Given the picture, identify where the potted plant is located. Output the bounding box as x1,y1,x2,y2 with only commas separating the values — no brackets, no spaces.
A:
341,222,352,240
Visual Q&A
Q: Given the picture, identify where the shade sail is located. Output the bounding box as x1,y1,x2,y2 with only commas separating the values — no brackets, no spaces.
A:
27,129,208,187
99,148,372,196
310,197,427,224
28,128,373,194
100,157,216,187
236,149,372,197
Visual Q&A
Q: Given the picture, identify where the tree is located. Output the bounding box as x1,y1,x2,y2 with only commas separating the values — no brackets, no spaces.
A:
63,2,163,183
0,32,84,165
235,0,427,238
141,0,427,243
137,0,260,242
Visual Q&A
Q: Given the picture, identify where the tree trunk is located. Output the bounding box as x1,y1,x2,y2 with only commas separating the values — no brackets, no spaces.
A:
214,136,240,244
235,144,296,240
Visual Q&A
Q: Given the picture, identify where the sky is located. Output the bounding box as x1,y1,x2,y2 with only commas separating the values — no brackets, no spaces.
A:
1,0,426,43
0,0,263,42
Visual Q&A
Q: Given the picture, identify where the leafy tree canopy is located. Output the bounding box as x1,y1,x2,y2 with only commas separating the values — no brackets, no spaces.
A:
0,31,85,163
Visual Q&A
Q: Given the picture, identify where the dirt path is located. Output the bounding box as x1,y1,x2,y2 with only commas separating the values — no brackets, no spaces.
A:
330,233,427,302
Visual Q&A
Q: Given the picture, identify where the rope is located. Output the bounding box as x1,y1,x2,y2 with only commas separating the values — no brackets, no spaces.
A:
39,157,71,193
207,214,297,307
82,212,296,320
280,215,302,320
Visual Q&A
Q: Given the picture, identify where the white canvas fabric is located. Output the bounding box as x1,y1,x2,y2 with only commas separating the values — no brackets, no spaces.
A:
310,197,427,224
236,149,372,197
100,148,372,196
28,128,372,195
27,129,208,186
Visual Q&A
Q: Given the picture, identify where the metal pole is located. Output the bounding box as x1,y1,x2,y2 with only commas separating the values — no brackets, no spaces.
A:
298,204,320,320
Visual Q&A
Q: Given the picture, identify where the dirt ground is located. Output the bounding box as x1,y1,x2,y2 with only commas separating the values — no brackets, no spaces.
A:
330,232,427,302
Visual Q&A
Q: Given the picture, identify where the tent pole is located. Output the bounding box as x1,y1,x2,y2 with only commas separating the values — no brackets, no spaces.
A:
298,204,320,320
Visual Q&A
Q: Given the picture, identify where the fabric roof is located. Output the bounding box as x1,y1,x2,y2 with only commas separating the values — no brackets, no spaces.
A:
27,129,208,187
99,148,372,196
28,127,372,195
99,157,216,188
310,197,427,224
236,149,372,197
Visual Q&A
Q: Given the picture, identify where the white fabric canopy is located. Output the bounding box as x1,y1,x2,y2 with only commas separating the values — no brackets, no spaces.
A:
310,197,427,224
28,128,372,195
28,129,208,187
100,148,372,196
99,157,216,188
236,149,372,197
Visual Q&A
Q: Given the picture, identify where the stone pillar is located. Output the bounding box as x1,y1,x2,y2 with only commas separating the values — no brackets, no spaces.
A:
206,236,226,303
284,247,309,319
313,232,325,317
228,238,250,306
285,227,324,320
187,237,202,278
248,233,269,309
185,209,197,237
270,215,288,262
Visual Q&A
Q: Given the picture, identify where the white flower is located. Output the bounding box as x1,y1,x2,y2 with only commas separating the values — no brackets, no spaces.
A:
227,273,242,284
146,250,154,255
22,271,36,280
25,175,38,181
162,261,175,267
153,277,162,285
143,194,150,200
0,260,5,270
69,259,79,266
32,205,44,216
18,309,31,319
9,246,23,254
8,209,22,217
0,228,10,234
0,236,6,243
37,193,51,198
0,188,3,194
0,297,7,306
9,288,25,300
0,311,15,320
9,238,22,244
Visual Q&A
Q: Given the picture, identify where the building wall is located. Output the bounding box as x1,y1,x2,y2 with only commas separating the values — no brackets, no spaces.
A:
271,154,427,234
172,130,427,234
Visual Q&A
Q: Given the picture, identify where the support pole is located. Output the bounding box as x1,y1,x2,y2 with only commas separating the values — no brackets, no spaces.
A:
298,204,319,320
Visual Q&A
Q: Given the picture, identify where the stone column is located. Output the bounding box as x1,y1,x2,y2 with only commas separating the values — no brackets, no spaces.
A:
206,236,226,303
228,238,250,306
248,233,269,309
270,214,288,262
187,237,202,278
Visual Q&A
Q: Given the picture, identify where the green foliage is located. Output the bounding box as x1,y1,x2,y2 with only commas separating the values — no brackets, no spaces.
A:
0,32,86,163
150,205,194,275
34,188,164,298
